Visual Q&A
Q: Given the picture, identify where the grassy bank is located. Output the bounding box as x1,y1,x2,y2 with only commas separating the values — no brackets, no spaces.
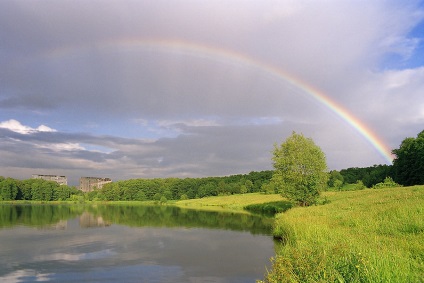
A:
261,186,424,282
174,193,283,211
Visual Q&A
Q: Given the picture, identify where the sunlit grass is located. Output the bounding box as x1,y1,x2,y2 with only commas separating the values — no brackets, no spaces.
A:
174,193,283,211
260,186,424,283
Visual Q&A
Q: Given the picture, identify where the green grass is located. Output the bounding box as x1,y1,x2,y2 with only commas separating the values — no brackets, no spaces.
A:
174,193,283,211
260,186,424,283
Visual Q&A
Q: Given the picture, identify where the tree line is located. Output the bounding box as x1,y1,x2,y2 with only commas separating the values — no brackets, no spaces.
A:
328,130,424,189
0,171,274,202
0,177,82,201
86,171,273,201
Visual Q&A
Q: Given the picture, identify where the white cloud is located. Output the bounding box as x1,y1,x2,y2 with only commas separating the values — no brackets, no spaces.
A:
0,269,52,282
0,119,56,134
36,124,56,132
35,143,84,152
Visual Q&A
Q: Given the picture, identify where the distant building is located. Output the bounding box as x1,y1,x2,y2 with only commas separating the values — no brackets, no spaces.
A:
79,212,111,228
79,177,112,192
32,174,67,186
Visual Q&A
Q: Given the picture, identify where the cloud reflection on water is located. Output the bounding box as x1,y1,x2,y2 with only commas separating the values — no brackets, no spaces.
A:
0,206,275,282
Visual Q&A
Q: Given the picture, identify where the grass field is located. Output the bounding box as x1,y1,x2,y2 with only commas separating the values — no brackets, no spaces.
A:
174,193,283,211
261,186,424,283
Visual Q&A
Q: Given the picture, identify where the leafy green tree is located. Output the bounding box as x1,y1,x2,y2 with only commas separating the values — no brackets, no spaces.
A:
328,170,344,189
41,181,56,201
272,132,328,206
163,189,173,200
159,196,167,204
392,130,424,186
261,181,276,194
333,179,344,191
198,182,216,198
20,180,33,200
0,178,18,200
372,176,401,189
245,180,253,193
354,180,366,190
240,185,248,194
30,180,43,200
153,193,162,201
135,190,146,201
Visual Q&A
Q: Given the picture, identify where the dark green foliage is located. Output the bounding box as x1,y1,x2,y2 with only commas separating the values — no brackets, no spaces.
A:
86,205,273,234
372,177,401,189
0,205,83,228
0,178,18,201
339,164,393,187
354,180,366,190
92,171,274,201
0,178,80,201
0,171,274,202
392,130,424,186
327,170,344,188
245,201,292,216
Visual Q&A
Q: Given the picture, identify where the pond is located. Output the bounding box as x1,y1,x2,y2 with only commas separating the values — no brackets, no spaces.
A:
0,204,276,283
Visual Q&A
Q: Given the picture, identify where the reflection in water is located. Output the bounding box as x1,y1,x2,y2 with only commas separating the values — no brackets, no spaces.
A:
0,204,82,228
39,219,68,230
88,205,273,233
0,204,275,282
0,204,273,233
79,212,111,228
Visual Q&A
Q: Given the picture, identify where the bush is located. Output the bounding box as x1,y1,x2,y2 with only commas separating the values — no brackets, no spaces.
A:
354,180,366,190
373,177,401,189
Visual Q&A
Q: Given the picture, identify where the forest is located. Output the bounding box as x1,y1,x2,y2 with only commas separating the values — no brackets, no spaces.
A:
0,166,397,202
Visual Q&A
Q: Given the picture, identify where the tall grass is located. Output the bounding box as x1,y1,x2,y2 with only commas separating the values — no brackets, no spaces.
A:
260,186,424,283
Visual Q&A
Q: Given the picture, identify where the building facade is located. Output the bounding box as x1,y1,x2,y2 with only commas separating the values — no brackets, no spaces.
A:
79,177,112,192
31,174,68,186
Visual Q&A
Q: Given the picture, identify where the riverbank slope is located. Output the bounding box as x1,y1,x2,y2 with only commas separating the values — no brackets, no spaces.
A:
260,186,424,282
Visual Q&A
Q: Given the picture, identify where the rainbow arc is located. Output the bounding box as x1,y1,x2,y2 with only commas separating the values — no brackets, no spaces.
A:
47,38,394,163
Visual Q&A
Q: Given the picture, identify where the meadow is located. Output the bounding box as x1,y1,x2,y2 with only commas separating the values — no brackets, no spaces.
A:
174,192,283,211
261,186,424,283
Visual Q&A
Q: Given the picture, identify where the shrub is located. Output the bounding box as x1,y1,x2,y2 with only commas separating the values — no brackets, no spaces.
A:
355,180,366,190
372,177,401,189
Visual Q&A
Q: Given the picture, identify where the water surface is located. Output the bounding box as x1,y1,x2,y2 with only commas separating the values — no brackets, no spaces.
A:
0,204,275,282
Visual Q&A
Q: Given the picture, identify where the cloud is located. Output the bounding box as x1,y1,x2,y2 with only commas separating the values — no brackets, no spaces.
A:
0,119,56,134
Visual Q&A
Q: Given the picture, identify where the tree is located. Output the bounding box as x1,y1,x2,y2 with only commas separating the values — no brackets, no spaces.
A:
392,130,424,186
327,170,344,188
244,180,253,193
0,178,18,200
272,132,328,206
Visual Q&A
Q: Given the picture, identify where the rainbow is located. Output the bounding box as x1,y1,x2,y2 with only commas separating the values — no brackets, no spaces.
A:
47,38,394,163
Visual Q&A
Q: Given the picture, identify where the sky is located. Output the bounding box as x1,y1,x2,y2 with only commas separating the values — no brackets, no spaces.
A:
1,0,424,186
